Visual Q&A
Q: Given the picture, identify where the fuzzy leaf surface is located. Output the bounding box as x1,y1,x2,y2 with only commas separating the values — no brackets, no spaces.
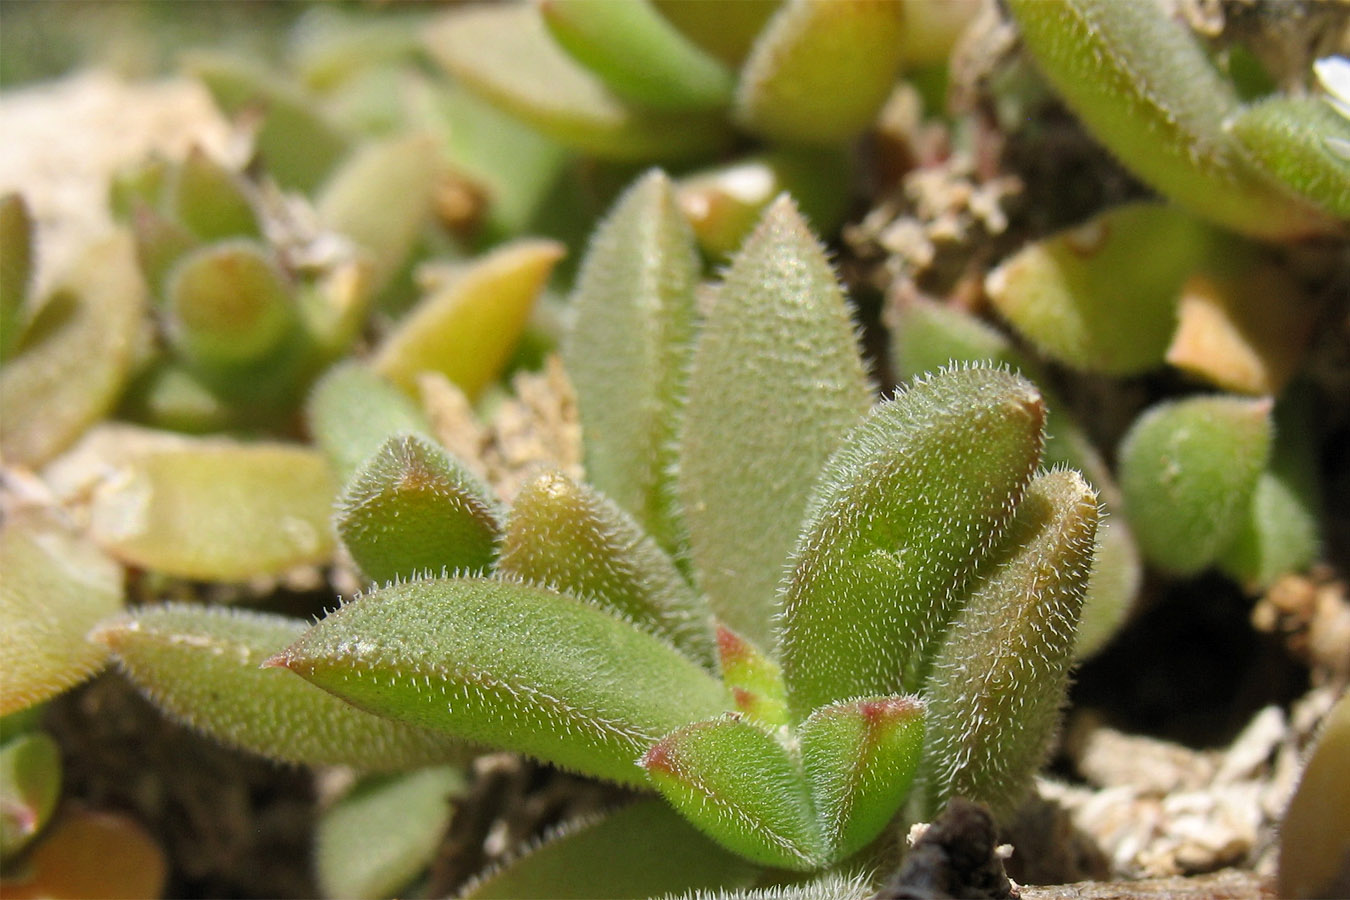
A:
778,366,1044,718
0,512,123,716
499,470,714,667
273,577,729,787
306,361,433,485
565,170,699,554
316,767,465,900
919,469,1098,820
1118,395,1272,575
88,439,336,581
337,434,502,584
461,800,757,899
735,0,907,144
679,196,871,648
799,695,924,862
1228,96,1350,220
91,604,467,770
717,625,789,728
642,715,824,870
374,238,563,401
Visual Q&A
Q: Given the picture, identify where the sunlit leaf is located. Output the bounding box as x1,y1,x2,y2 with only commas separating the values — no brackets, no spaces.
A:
307,361,433,485
1228,95,1350,220
716,626,789,728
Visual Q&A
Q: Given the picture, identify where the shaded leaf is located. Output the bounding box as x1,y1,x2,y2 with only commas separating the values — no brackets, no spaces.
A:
679,196,871,648
0,732,61,858
0,808,166,900
1277,691,1350,900
651,0,781,67
170,146,260,242
272,577,729,787
716,625,789,728
306,361,433,485
0,193,34,363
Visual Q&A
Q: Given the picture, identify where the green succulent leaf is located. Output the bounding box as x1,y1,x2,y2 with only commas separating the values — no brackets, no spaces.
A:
565,170,699,555
664,870,876,900
539,0,734,112
734,0,908,144
460,801,759,900
919,469,1099,820
423,5,734,161
88,437,336,581
373,238,564,402
116,358,233,435
1005,0,1336,240
651,0,781,67
641,715,824,871
1277,690,1350,900
108,155,170,223
0,193,34,363
315,766,465,900
779,366,1045,719
129,201,199,301
0,513,123,716
498,470,715,668
272,577,730,787
799,695,925,862
0,231,147,467
679,196,871,648
0,731,62,859
336,433,503,585
1228,96,1350,221
91,604,467,770
307,361,434,486
716,625,789,728
170,146,260,242
185,50,351,194
985,202,1210,375
1118,395,1273,576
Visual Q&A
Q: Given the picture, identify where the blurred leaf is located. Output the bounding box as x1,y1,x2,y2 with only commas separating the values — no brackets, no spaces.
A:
894,0,981,68
499,470,715,668
778,367,1044,718
0,808,166,900
1278,691,1350,899
1228,96,1350,220
316,767,464,900
336,434,503,585
0,193,34,363
129,201,199,301
679,196,871,648
919,470,1098,820
88,438,336,581
91,604,468,770
0,512,122,717
307,361,433,485
651,0,781,67
374,239,563,402
272,577,729,787
735,0,907,144
117,358,234,435
423,5,734,161
0,231,147,467
170,146,260,242
0,732,61,859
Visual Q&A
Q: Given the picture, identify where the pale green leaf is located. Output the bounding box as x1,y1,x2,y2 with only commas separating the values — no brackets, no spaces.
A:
716,625,789,728
1228,96,1350,221
0,193,34,363
170,146,260,242
306,361,433,486
651,0,781,67
0,732,61,858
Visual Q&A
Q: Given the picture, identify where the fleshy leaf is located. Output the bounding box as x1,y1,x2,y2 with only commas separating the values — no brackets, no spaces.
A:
0,512,123,716
985,202,1209,375
1277,691,1350,900
90,604,467,770
716,626,789,728
0,732,61,858
130,201,199,300
170,146,260,242
778,366,1044,718
271,577,729,787
0,809,166,900
641,715,824,870
799,695,925,862
498,470,714,668
460,801,759,900
88,438,336,581
336,434,503,585
1228,96,1350,220
0,231,147,467
663,870,876,900
679,196,871,648
117,358,233,435
316,767,465,900
1118,395,1273,575
423,5,734,161
734,0,907,144
307,361,433,485
651,0,781,67
373,238,563,401
0,193,34,362
919,469,1098,820
540,0,734,111
565,170,699,554
1006,0,1336,240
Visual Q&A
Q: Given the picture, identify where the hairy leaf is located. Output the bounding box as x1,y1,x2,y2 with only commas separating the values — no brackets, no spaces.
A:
272,577,729,787
499,470,714,667
91,604,466,770
663,870,876,900
779,366,1044,718
336,434,502,584
716,626,789,728
306,361,433,485
799,695,924,862
919,469,1098,820
1228,96,1350,220
565,170,699,553
680,196,871,648
1118,395,1272,575
641,715,824,870
0,512,123,716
